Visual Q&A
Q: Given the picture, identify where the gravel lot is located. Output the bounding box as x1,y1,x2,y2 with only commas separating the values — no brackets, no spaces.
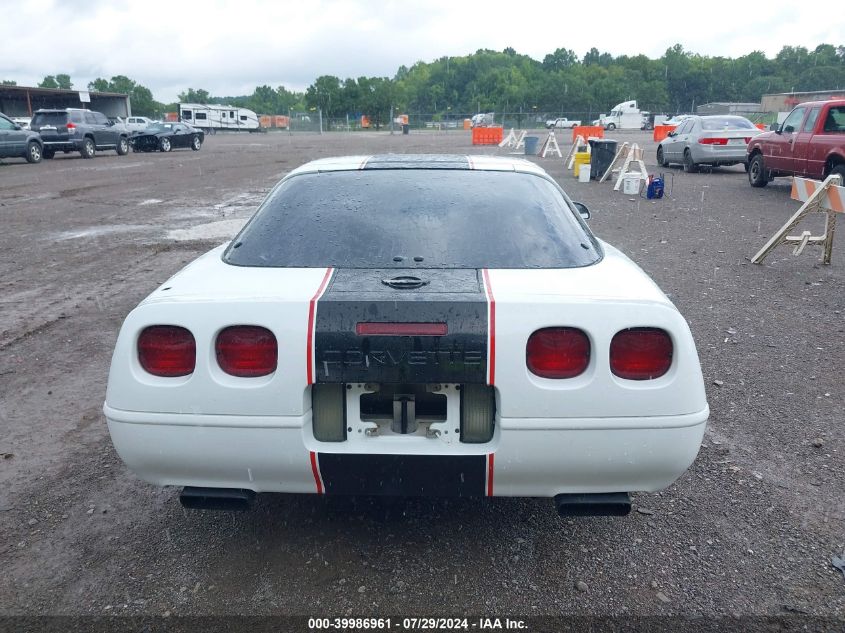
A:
1,129,843,627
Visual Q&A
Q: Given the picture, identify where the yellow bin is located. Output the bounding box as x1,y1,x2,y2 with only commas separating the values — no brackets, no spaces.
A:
573,152,591,177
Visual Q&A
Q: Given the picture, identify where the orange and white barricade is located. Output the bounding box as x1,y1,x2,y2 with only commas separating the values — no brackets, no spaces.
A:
752,174,844,265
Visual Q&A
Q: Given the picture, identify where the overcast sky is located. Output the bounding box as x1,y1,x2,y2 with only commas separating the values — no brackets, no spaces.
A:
1,0,842,102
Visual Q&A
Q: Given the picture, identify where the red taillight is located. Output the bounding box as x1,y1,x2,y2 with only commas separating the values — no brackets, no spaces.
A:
66,122,76,131
216,326,277,377
526,327,590,379
138,325,196,377
698,137,728,145
610,328,673,380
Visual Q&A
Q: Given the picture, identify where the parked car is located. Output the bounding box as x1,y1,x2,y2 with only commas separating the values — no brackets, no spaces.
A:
29,108,129,159
130,122,204,152
125,116,154,133
0,112,43,163
104,154,709,516
11,116,31,130
657,115,761,172
747,99,845,187
545,117,581,129
662,115,692,127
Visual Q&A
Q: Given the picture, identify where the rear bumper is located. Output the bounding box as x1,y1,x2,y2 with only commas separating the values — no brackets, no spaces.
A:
104,404,707,497
41,139,82,151
690,144,748,164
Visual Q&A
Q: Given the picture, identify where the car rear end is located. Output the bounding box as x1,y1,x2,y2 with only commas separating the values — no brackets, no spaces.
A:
104,156,708,513
691,116,760,166
30,110,81,153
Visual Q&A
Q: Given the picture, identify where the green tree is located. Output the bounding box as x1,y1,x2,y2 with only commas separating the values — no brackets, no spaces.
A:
178,88,210,103
1,79,16,86
55,73,72,89
38,76,59,89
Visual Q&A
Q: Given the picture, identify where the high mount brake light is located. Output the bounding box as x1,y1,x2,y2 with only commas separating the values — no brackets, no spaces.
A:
610,328,673,380
526,327,590,379
216,326,277,377
138,325,196,377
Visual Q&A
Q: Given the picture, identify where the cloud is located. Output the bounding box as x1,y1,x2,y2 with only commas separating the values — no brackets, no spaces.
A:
0,0,841,102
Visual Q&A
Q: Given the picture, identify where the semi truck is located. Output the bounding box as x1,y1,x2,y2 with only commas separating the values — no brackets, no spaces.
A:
594,100,648,130
178,103,260,133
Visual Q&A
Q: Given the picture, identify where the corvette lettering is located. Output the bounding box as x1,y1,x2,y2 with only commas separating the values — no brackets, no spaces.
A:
319,349,483,376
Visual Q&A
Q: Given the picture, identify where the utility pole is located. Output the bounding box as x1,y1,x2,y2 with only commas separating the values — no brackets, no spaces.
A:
390,105,394,135
319,108,323,135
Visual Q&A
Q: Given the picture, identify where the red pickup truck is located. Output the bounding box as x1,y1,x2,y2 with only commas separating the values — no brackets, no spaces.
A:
747,99,845,187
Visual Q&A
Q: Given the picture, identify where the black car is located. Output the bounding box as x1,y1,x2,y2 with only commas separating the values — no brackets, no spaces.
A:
0,113,43,163
131,122,204,152
29,108,130,159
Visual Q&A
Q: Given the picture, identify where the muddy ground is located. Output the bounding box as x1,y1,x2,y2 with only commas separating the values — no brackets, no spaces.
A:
1,129,843,626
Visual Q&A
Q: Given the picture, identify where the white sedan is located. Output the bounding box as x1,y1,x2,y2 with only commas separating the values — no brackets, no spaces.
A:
104,155,708,516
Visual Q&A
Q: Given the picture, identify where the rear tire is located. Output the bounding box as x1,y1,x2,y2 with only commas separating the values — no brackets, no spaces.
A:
191,135,202,151
657,146,669,167
606,123,616,130
829,164,845,184
748,153,768,187
79,137,95,159
683,149,698,173
159,137,172,152
25,141,42,163
116,137,129,155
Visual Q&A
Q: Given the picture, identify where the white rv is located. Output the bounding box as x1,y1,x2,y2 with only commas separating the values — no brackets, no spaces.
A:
179,103,260,133
594,100,647,130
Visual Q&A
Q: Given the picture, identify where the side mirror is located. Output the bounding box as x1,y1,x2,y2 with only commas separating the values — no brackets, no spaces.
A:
667,131,676,137
13,124,21,130
573,202,591,220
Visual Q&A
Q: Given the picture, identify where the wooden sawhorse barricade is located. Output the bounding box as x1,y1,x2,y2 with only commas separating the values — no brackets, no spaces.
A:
752,174,844,265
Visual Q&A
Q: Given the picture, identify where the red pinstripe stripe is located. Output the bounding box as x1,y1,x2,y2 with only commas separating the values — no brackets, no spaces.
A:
487,453,495,497
309,451,323,495
306,268,334,385
482,269,496,385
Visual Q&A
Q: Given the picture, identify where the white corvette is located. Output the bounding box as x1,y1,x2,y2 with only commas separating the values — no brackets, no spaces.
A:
104,155,708,516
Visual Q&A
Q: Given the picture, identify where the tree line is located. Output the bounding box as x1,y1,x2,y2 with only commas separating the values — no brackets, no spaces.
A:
15,43,845,123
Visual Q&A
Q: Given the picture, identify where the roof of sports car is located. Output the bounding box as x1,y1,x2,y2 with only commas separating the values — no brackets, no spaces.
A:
287,154,548,177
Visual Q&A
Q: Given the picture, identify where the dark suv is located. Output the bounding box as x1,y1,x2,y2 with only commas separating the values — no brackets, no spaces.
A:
0,112,43,163
30,108,129,159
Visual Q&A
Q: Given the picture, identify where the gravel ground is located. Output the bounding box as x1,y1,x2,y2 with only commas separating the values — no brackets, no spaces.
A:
0,129,843,628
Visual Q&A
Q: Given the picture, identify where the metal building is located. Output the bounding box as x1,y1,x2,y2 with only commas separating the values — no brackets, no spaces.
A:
695,102,763,116
761,90,845,113
0,85,131,119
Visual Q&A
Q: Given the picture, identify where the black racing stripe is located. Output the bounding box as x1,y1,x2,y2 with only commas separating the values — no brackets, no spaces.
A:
314,269,488,384
317,453,486,496
362,154,471,170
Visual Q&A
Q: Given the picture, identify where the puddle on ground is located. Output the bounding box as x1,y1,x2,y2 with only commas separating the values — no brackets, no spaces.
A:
166,218,247,241
52,225,150,241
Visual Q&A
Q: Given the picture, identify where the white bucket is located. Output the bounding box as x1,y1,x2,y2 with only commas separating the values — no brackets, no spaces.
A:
578,164,591,182
622,175,640,195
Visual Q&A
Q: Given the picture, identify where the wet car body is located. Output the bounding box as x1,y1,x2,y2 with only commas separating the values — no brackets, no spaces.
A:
104,155,709,516
131,122,204,152
657,115,762,172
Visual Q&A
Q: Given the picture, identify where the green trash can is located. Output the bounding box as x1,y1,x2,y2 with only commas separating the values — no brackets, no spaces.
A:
524,136,539,155
402,123,410,135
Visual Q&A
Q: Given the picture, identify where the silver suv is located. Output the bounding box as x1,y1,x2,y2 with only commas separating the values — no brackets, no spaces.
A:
30,108,129,159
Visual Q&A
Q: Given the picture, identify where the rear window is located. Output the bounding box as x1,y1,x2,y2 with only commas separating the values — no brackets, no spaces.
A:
823,107,845,133
701,117,755,130
32,112,67,126
224,169,601,269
